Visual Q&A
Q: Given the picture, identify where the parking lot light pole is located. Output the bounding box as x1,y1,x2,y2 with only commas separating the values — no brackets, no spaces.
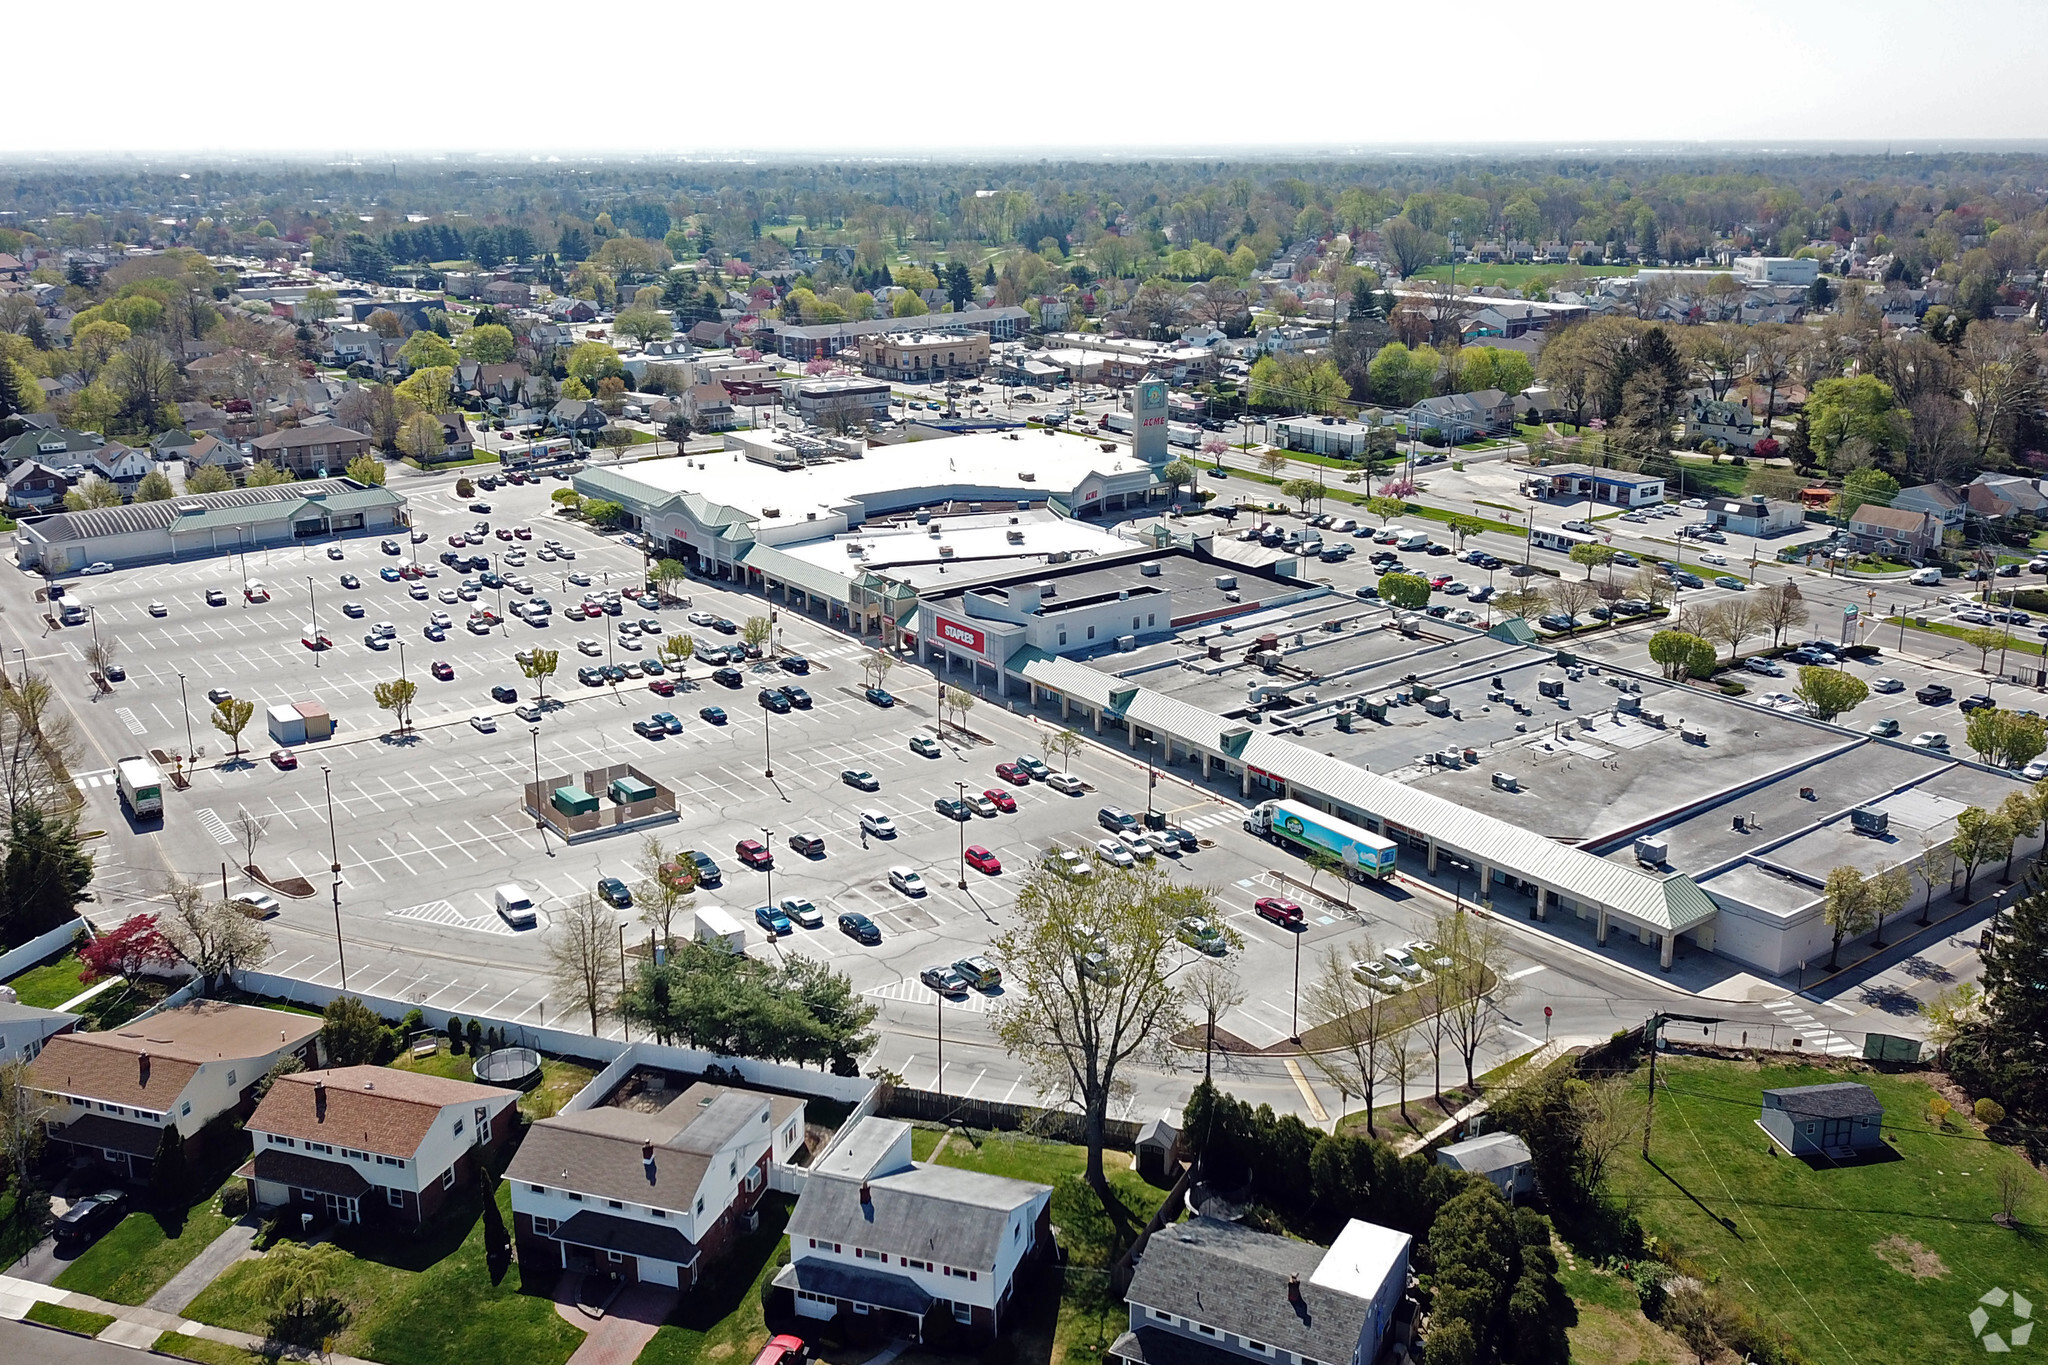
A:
321,765,348,990
762,827,774,910
177,672,195,767
956,781,969,889
531,727,551,856
763,701,775,779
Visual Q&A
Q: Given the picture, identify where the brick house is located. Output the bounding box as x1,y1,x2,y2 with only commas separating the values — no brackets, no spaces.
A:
243,1066,518,1227
248,426,375,476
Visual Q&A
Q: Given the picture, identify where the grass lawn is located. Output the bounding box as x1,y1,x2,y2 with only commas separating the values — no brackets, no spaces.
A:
1607,1057,2048,1365
1557,1262,1686,1365
26,1301,117,1335
1407,263,1638,287
637,1197,792,1365
1887,617,2047,659
389,1049,595,1122
1666,458,1750,498
149,1331,269,1365
1457,437,1510,451
0,1180,46,1268
185,1181,581,1365
909,1125,946,1161
54,1175,233,1306
5,948,89,1007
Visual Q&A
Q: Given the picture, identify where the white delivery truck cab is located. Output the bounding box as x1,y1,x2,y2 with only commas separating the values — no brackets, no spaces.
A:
115,756,163,820
493,883,538,928
694,906,746,955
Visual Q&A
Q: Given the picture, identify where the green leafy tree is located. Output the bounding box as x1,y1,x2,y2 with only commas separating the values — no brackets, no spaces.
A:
1793,666,1867,721
1443,515,1484,548
1967,708,2048,770
1822,865,1876,970
566,342,624,389
652,558,689,603
742,615,772,651
1837,467,1901,519
1366,495,1406,527
521,648,560,707
245,459,291,487
0,808,94,947
1805,374,1905,463
248,1240,348,1341
320,995,389,1066
373,677,417,734
1280,477,1320,513
1952,882,2048,1118
63,477,122,511
1160,458,1197,497
395,412,444,461
185,464,234,494
1647,629,1715,683
1567,541,1617,580
891,291,929,318
583,499,625,528
398,329,457,372
464,324,516,364
132,468,175,502
345,453,388,486
613,309,672,346
210,697,254,760
394,364,453,417
1953,805,2013,900
1379,571,1432,611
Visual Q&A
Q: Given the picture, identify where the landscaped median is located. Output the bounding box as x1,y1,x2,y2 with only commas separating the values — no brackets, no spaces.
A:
1886,615,2048,659
24,1301,117,1336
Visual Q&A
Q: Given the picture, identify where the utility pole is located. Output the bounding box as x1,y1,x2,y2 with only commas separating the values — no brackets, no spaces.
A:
322,765,347,989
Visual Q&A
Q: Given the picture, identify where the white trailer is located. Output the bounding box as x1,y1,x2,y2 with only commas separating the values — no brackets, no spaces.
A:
693,906,747,955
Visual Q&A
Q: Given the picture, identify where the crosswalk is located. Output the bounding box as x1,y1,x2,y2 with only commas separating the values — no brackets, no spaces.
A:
195,807,236,846
1763,997,1861,1057
388,898,522,936
1179,810,1242,832
74,768,115,791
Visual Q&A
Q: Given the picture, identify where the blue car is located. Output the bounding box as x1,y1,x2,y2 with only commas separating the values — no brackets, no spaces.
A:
700,706,727,724
754,904,792,936
379,566,403,582
651,711,683,733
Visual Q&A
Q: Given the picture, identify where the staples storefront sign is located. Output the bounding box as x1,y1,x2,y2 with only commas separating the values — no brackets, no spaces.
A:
933,616,987,656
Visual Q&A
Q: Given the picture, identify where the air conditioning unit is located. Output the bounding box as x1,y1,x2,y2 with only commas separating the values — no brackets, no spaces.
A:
1633,835,1668,865
1117,635,1137,652
1850,807,1890,836
1140,562,1163,576
1492,772,1520,792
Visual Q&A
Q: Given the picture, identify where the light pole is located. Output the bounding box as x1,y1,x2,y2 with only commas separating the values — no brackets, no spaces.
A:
321,765,347,990
762,826,775,911
1142,736,1159,822
306,577,320,668
955,781,969,889
176,672,195,767
1289,921,1302,1045
531,726,551,856
763,693,775,779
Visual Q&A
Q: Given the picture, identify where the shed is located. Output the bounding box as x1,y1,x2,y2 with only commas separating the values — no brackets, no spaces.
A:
1758,1082,1884,1157
1134,1115,1180,1184
551,785,599,817
266,704,306,745
294,700,332,741
1435,1132,1535,1201
607,774,655,805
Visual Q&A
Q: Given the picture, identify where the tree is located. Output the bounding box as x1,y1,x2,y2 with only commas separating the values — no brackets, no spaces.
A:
1794,665,1867,721
547,894,622,1035
1256,447,1288,478
1443,515,1484,549
891,291,929,318
990,862,1201,1213
1366,495,1406,527
248,1240,348,1340
1306,946,1397,1135
365,308,405,339
132,468,175,502
1968,708,2048,770
1184,960,1244,1086
1952,881,2048,1121
660,634,695,671
373,677,418,734
159,874,270,989
1662,1282,1741,1365
652,558,689,604
1436,910,1516,1092
632,835,697,949
742,616,772,654
860,649,895,691
521,648,560,708
944,686,976,737
395,412,444,460
211,697,254,760
1953,806,2013,900
1961,626,2010,673
1867,866,1912,950
1838,467,1901,519
394,365,454,418
0,1059,49,1205
245,459,291,487
185,464,233,494
231,806,269,872
1755,581,1808,647
63,477,122,512
1647,630,1715,682
464,324,516,364
583,499,626,529
1160,458,1197,498
567,342,624,391
1806,374,1904,463
1494,587,1548,620
1379,572,1432,612
398,329,457,372
1919,981,1985,1050
1821,865,1876,970
2001,787,2048,882
322,995,389,1066
0,810,93,950
1280,477,1321,514
1046,727,1085,773
1567,541,1617,580
79,913,178,982
1547,577,1601,624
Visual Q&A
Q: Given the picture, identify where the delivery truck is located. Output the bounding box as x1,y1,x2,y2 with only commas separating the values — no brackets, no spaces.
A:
1243,798,1397,880
694,906,747,955
116,756,164,820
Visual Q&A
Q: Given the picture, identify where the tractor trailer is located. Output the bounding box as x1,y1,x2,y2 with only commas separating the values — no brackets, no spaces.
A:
1244,799,1397,880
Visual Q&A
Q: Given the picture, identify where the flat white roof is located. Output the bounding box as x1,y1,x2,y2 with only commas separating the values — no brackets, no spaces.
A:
1311,1218,1410,1299
780,511,1127,576
591,429,1158,532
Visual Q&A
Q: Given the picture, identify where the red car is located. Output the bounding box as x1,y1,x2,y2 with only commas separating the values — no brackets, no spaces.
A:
1429,574,1452,589
270,750,297,770
648,678,678,696
1255,896,1304,927
983,788,1017,813
496,528,514,540
751,1336,806,1365
400,564,424,579
735,838,773,870
301,633,332,650
448,535,467,547
431,660,454,680
995,762,1030,785
965,845,1002,875
513,526,532,540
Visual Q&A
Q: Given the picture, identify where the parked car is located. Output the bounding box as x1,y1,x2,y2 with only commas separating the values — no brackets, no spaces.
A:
779,897,825,929
1255,896,1304,927
909,735,941,758
597,877,632,908
53,1191,129,1247
838,912,882,944
921,963,969,995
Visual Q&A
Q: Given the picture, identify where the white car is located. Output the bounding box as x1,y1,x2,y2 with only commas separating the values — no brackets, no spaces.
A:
231,891,281,919
1871,677,1904,693
1353,959,1403,992
577,638,603,656
470,715,498,734
439,587,459,603
1681,497,1709,509
2023,759,2048,782
689,611,717,627
1699,552,1728,566
889,866,927,897
429,611,452,628
537,548,558,561
1115,830,1155,859
1093,838,1136,869
147,600,167,616
568,572,592,587
409,584,430,599
557,547,576,560
81,561,114,575
1744,658,1784,677
1142,828,1181,856
1758,691,1800,708
1051,846,1094,878
1384,946,1426,980
1911,731,1949,750
364,632,390,650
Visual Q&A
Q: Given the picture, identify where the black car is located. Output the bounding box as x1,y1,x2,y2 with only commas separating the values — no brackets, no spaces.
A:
864,686,895,707
602,664,628,683
1960,695,1997,714
934,796,972,822
712,618,737,634
597,876,632,908
838,911,882,944
780,655,810,674
685,850,722,886
480,572,504,589
782,685,812,708
1426,543,1453,556
713,667,743,688
1917,683,1954,704
759,688,791,713
53,1190,128,1247
1162,825,1199,853
491,685,517,703
633,717,668,738
577,666,604,686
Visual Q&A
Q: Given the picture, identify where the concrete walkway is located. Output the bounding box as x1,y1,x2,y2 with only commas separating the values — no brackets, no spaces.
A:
555,1281,676,1365
144,1217,259,1315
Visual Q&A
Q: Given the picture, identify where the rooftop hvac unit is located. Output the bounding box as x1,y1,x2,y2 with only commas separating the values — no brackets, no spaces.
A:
1537,677,1564,698
1046,551,1072,564
1224,591,1240,602
938,545,954,558
1117,635,1137,652
1437,748,1465,767
1850,807,1891,836
1007,529,1025,544
1680,726,1707,744
1633,835,1669,865
1617,694,1641,714
1492,772,1519,792
1213,574,1238,590
1140,562,1163,576
1422,696,1451,716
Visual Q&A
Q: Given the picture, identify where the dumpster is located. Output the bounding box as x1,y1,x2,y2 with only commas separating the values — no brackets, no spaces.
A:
294,700,332,741
266,704,307,745
551,786,599,816
608,775,655,804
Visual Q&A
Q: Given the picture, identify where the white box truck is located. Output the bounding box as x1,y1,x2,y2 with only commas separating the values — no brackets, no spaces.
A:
694,906,746,955
115,756,163,820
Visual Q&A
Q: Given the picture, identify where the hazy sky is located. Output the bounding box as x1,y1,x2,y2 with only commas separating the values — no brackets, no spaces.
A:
12,0,2048,156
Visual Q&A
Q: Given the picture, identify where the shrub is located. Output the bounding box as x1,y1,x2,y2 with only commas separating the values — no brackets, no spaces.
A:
455,477,474,498
219,1184,250,1219
447,1017,465,1054
1928,1096,1953,1125
1976,1097,2007,1126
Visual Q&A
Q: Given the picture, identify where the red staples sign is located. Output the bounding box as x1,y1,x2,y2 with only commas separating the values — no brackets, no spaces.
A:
934,617,986,654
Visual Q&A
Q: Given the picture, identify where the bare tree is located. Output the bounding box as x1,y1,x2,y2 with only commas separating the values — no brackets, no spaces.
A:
1996,1163,2026,1228
860,649,895,691
1755,581,1808,648
1305,946,1398,1136
546,893,622,1035
1435,910,1516,1092
1567,1073,1644,1192
83,635,119,680
0,670,83,818
1384,1027,1423,1130
159,873,271,990
1698,599,1763,662
632,834,695,949
0,1059,49,1197
1184,959,1245,1086
1956,320,2042,462
232,806,270,871
1547,577,1601,622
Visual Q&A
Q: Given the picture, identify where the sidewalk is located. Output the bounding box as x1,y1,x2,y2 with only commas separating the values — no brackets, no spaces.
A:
0,1265,381,1365
144,1219,259,1316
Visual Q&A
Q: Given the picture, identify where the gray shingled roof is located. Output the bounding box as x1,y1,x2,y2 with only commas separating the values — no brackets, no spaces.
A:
554,1209,697,1264
1435,1132,1531,1175
21,478,396,544
773,1259,935,1316
1125,1219,1367,1365
1764,1082,1881,1121
506,1083,777,1210
788,1166,1048,1272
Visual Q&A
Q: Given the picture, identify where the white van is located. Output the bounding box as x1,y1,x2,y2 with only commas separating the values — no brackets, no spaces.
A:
1909,567,1943,586
1397,530,1432,551
1374,525,1405,545
493,883,537,928
860,809,896,838
1562,519,1594,534
372,621,397,639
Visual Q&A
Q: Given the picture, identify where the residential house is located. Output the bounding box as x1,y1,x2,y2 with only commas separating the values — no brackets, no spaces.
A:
776,1118,1052,1342
150,430,199,461
428,414,475,461
1894,482,1968,530
0,425,105,475
550,298,600,324
4,461,70,511
688,320,735,348
1110,1217,1411,1365
177,433,246,480
86,441,157,492
1683,396,1764,450
327,330,385,367
1706,494,1804,537
1409,389,1513,441
509,1081,806,1289
248,425,375,477
244,1066,517,1227
1967,472,2048,521
30,1001,323,1181
1435,1133,1535,1202
456,362,530,404
1758,1082,1884,1157
547,400,610,435
680,383,737,431
1846,503,1941,558
0,1000,77,1066
480,279,533,308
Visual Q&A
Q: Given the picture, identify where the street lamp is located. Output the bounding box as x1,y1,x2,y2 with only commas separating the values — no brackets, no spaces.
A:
763,693,775,779
531,726,551,856
762,826,775,911
306,577,320,668
955,781,969,889
176,672,195,768
321,765,347,989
